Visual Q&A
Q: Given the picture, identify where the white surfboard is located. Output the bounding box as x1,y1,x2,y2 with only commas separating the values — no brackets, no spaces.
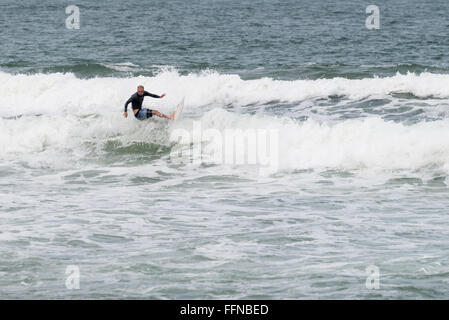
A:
172,98,185,122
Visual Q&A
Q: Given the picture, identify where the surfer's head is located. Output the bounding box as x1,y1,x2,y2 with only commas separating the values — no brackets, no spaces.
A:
137,85,144,96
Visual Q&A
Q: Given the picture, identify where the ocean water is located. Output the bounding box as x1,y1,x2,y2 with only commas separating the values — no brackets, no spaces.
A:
1,0,449,299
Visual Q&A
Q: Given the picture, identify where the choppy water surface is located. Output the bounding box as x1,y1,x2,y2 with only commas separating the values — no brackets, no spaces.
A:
1,0,449,299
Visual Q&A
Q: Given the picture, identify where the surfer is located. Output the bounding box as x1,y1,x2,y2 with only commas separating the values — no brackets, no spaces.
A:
123,85,174,120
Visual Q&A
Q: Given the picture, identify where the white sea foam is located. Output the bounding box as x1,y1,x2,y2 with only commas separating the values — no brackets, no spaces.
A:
1,70,449,173
188,108,449,172
2,70,449,116
102,62,141,72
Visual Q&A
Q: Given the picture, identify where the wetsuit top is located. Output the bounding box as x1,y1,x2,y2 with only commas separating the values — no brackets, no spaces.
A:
124,91,161,113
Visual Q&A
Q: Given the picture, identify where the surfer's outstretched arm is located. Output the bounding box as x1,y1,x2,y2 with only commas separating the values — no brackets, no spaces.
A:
145,91,166,99
123,96,133,117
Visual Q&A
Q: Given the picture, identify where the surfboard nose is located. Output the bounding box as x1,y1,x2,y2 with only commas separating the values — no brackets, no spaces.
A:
173,98,185,122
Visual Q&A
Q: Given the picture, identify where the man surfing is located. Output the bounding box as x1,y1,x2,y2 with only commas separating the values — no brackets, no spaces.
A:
123,85,174,120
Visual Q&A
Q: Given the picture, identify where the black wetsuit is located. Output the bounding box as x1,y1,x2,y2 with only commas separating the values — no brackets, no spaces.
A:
124,91,162,117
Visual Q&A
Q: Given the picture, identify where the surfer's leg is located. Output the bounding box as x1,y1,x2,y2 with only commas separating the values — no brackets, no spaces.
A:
151,109,171,120
135,108,147,120
137,108,154,119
